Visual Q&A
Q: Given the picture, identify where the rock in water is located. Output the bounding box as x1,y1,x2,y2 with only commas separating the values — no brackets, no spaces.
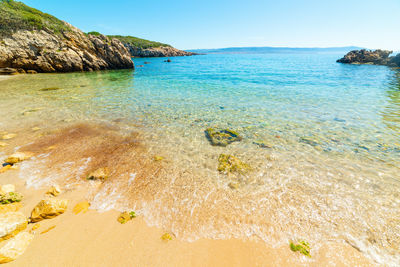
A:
0,232,34,263
336,49,398,66
205,128,242,147
0,1,133,73
30,199,68,223
4,152,33,164
0,212,28,241
87,167,109,181
217,154,250,174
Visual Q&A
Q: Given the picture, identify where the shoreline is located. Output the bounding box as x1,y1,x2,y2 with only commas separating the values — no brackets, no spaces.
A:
0,122,375,266
0,167,372,266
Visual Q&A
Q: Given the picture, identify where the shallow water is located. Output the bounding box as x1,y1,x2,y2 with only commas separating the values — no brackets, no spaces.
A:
0,53,399,265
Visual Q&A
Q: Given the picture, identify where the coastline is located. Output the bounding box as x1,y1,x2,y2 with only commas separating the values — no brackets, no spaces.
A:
0,169,372,266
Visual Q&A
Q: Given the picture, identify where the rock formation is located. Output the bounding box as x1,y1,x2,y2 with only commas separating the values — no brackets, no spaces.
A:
124,45,196,58
0,0,133,73
337,49,400,67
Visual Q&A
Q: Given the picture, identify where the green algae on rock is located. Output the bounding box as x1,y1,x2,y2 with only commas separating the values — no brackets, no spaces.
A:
0,192,22,205
205,128,242,147
117,211,136,224
217,154,250,174
290,241,311,257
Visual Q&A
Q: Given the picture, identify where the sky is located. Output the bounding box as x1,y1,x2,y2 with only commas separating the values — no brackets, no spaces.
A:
23,0,400,51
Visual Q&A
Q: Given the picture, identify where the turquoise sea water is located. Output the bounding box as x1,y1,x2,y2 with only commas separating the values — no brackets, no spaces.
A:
0,53,399,265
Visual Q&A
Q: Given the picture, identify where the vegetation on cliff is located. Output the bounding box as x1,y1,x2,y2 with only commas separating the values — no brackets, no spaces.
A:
0,0,70,38
107,35,171,49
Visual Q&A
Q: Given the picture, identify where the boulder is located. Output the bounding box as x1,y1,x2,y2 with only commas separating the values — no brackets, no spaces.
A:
4,152,33,164
30,198,68,223
205,128,242,147
1,133,16,140
218,154,250,174
0,212,28,241
0,232,34,263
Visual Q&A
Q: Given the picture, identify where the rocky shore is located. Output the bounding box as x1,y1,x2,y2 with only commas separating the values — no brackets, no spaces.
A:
0,0,133,73
124,45,196,58
337,49,400,67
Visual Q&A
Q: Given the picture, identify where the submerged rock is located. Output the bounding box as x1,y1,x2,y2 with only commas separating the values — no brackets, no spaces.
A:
228,182,240,190
87,167,109,181
0,232,34,263
30,198,68,223
0,212,28,241
205,128,242,147
4,152,33,164
217,154,250,174
1,134,16,140
299,137,319,147
253,140,273,148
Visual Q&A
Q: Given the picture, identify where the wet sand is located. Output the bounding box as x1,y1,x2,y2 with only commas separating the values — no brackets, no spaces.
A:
0,171,372,267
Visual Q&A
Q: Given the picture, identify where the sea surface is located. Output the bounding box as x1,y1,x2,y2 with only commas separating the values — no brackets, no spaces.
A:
0,53,399,265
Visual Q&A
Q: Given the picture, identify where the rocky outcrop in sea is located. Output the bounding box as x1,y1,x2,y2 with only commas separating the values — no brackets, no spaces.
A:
337,49,400,67
124,44,197,58
0,25,134,73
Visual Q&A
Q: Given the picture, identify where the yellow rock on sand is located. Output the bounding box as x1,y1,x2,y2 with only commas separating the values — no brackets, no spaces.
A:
87,167,109,181
0,203,22,214
1,134,16,140
0,232,34,264
0,212,28,241
4,152,33,164
46,185,61,197
0,185,15,194
30,198,68,223
31,127,41,132
73,201,90,214
0,142,7,147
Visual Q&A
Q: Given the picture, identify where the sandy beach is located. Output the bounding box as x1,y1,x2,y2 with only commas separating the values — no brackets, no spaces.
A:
0,121,374,266
0,170,372,267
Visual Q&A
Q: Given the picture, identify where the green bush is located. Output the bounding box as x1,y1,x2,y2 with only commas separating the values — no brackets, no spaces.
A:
0,0,70,38
108,35,171,49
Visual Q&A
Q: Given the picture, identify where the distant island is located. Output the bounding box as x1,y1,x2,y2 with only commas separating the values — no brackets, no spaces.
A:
0,0,195,74
188,46,363,54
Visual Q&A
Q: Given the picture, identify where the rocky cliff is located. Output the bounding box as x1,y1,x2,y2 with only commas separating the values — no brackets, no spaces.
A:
108,35,197,58
0,0,133,73
337,49,399,67
124,45,196,57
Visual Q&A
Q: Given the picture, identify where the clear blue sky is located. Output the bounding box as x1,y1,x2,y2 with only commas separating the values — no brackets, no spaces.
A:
23,0,400,50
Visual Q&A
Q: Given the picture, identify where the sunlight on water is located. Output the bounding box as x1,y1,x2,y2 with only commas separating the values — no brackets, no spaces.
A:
0,53,399,265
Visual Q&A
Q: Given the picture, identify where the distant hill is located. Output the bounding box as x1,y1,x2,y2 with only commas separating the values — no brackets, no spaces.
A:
189,46,364,54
